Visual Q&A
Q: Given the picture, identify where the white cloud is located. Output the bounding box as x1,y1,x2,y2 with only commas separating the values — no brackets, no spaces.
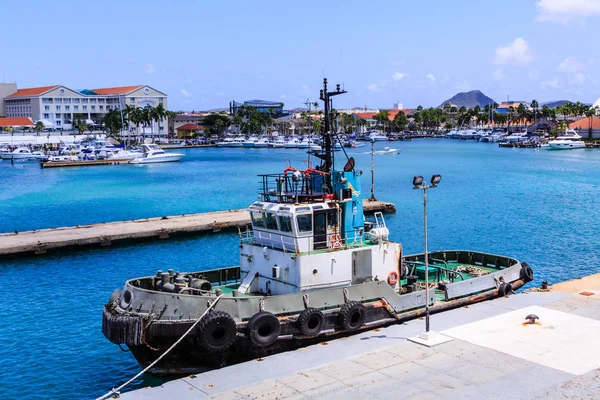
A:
557,56,587,72
536,0,600,23
528,69,540,80
425,73,436,83
181,89,193,98
144,64,156,74
366,83,380,92
541,79,560,89
392,72,407,81
492,38,534,65
301,84,310,94
570,73,586,85
493,69,506,81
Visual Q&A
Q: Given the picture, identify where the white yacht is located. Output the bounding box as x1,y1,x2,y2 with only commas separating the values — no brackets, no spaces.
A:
243,136,259,148
271,138,286,148
130,144,184,164
1,147,34,160
504,131,529,143
548,129,586,150
229,137,246,147
254,137,270,148
284,137,301,148
364,131,388,141
216,137,235,147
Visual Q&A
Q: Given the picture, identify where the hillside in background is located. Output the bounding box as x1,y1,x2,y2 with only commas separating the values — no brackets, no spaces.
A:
439,90,494,108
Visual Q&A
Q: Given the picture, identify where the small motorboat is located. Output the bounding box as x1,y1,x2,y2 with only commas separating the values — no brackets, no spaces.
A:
377,147,400,155
130,144,183,164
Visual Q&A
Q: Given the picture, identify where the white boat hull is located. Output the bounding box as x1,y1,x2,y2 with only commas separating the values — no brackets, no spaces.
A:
548,142,586,150
131,155,183,164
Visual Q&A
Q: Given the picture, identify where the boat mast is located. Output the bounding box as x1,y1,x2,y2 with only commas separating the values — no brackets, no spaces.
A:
319,78,346,188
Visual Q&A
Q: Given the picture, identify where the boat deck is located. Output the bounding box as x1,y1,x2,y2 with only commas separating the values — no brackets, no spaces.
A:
117,273,600,400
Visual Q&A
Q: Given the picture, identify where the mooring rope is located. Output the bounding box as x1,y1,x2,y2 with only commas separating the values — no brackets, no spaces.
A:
96,295,224,400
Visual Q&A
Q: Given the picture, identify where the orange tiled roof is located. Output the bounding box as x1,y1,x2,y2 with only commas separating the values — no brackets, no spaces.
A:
356,110,413,121
7,85,60,98
569,116,600,130
0,117,35,127
176,123,204,131
92,85,144,95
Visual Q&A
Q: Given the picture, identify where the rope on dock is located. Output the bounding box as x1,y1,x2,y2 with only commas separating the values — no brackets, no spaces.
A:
96,295,224,400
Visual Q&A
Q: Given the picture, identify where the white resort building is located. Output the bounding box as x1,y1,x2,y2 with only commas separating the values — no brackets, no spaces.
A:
0,83,168,138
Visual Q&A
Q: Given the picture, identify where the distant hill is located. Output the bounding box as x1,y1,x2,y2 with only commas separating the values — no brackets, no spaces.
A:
439,90,495,109
542,100,573,109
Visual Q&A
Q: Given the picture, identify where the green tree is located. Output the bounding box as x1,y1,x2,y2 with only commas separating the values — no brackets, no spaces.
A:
393,112,408,132
100,108,124,138
35,121,44,134
372,110,390,133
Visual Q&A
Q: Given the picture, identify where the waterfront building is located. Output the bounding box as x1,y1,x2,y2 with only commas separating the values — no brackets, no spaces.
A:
1,84,168,138
0,116,35,129
569,116,600,138
496,101,531,114
169,113,205,134
230,99,285,116
176,123,205,139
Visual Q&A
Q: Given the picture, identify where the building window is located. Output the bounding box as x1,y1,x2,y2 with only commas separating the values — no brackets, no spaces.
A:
81,98,88,103
56,121,61,126
99,105,104,111
65,105,70,111
83,105,87,111
42,98,53,103
56,105,61,111
45,106,50,111
72,98,80,103
130,98,135,103
74,105,79,111
89,98,96,103
55,113,61,119
97,98,104,103
63,98,71,103
43,113,50,119
91,105,95,111
54,98,62,103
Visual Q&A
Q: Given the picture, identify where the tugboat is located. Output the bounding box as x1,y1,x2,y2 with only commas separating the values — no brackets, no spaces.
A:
102,79,534,375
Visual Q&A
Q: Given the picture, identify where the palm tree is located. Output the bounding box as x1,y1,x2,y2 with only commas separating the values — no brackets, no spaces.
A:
584,107,597,138
35,121,44,136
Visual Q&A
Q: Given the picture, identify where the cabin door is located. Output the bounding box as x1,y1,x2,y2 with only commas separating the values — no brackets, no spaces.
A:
313,210,327,250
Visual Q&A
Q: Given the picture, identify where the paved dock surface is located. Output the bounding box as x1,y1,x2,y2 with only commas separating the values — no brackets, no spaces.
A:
118,274,600,400
0,200,395,258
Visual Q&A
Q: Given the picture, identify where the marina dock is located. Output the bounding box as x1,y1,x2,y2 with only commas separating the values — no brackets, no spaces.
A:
41,158,134,168
0,200,395,258
118,274,600,400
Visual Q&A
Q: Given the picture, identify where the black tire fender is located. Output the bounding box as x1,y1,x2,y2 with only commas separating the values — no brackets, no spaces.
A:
498,282,513,297
247,311,281,347
520,262,534,282
297,308,324,337
197,310,237,353
338,301,366,331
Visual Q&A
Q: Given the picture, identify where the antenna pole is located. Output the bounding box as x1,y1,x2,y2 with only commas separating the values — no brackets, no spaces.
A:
319,78,347,190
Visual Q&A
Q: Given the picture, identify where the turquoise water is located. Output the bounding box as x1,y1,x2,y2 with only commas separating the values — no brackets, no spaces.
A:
2,140,600,399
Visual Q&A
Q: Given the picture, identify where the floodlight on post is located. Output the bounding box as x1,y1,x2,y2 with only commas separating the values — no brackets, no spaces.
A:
412,174,442,333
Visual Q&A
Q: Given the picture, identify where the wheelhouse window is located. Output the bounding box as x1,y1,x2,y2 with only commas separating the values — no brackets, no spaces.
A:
278,215,293,232
250,212,264,228
297,214,312,233
327,211,338,229
264,212,278,230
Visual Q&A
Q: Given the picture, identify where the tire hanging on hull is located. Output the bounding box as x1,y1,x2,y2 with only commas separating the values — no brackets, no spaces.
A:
297,308,324,337
247,312,281,347
338,301,366,331
197,310,237,353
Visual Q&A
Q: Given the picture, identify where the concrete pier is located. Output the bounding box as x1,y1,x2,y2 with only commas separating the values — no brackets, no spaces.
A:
116,274,600,400
0,200,395,258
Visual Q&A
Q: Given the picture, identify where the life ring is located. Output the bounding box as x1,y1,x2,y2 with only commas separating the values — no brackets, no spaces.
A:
197,310,237,353
338,301,366,331
520,262,534,282
387,271,399,286
329,234,342,249
498,282,513,297
297,308,324,337
247,311,281,347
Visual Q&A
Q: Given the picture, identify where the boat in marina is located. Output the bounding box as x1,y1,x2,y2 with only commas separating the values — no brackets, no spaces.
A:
365,131,388,141
0,147,35,160
254,137,270,148
376,146,400,155
284,137,301,148
129,144,184,164
102,79,534,375
270,138,286,148
548,129,586,150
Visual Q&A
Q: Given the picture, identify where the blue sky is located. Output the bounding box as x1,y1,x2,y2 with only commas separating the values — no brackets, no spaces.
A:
1,0,599,110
